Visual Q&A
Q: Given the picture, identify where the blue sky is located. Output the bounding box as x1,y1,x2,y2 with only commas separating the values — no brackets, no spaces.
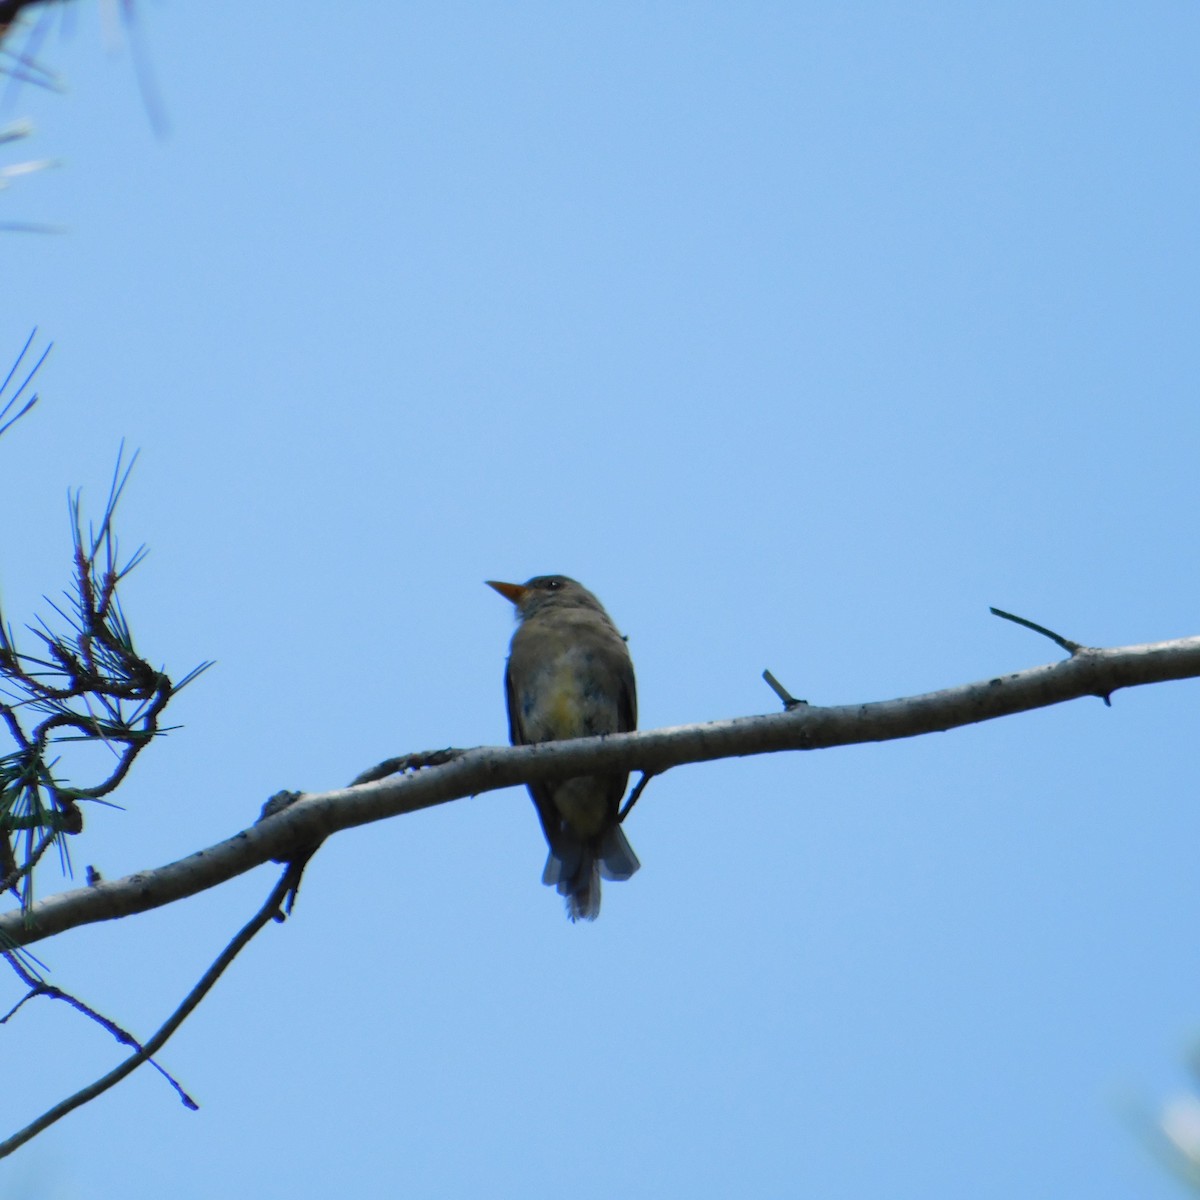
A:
1,3,1199,1196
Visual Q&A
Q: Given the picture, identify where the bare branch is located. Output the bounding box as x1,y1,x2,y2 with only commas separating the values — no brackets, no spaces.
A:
1,950,194,1107
2,631,1198,950
0,863,297,1159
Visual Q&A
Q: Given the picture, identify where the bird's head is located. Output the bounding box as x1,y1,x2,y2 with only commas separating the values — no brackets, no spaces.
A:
486,575,605,620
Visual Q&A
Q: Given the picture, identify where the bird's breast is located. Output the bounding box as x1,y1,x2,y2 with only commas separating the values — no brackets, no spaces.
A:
518,649,619,743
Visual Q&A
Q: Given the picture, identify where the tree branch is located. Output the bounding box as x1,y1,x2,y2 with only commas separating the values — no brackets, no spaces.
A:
0,864,297,1158
2,632,1197,950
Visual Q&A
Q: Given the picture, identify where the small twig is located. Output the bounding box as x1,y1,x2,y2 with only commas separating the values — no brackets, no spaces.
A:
1,951,194,1106
762,668,808,710
0,862,299,1159
990,607,1083,655
349,747,465,787
619,770,658,823
990,607,1112,705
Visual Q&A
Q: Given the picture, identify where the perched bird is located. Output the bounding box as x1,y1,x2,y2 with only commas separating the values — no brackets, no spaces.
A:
487,575,640,921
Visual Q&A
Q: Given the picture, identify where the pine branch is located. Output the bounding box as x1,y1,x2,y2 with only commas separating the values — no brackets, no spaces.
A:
0,441,211,911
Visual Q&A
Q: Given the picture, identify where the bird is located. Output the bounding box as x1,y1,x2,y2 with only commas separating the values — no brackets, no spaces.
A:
486,575,640,921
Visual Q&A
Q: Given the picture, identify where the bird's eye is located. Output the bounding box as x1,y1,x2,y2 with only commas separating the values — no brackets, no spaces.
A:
546,579,562,591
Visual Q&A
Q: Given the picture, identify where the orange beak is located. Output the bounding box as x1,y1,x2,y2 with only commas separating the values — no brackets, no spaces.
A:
486,580,528,606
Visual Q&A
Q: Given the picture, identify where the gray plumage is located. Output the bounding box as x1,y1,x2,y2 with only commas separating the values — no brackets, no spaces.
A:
488,575,640,921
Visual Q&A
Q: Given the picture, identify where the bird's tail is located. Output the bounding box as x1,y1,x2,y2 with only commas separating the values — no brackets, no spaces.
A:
542,824,640,922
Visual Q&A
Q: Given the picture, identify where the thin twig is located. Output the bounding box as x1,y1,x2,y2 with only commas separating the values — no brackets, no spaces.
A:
0,863,299,1159
1,951,194,1106
762,668,807,710
990,607,1083,654
349,747,464,787
619,771,657,823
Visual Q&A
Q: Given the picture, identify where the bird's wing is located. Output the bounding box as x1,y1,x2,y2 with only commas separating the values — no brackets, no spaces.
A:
502,657,523,746
505,657,564,848
617,662,636,733
608,626,636,734
605,644,637,816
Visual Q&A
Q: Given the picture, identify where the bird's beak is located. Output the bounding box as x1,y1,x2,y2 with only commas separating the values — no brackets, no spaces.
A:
486,580,528,606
